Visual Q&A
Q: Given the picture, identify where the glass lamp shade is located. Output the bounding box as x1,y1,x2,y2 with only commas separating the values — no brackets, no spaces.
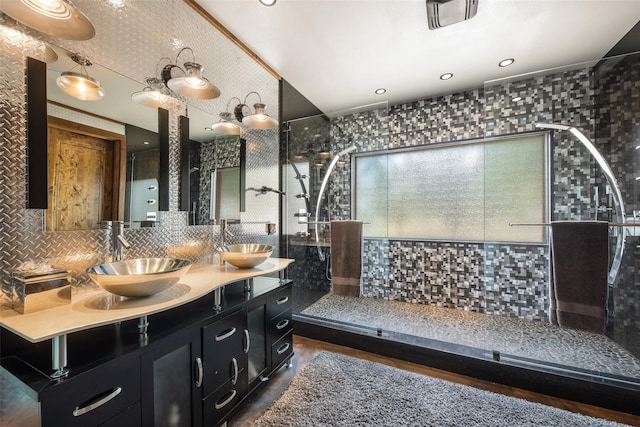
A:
0,0,95,40
56,71,104,101
131,89,165,108
167,62,220,100
207,112,241,135
242,103,278,129
208,121,241,136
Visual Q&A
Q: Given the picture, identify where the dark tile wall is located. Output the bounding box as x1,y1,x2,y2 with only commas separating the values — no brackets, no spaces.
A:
594,54,640,349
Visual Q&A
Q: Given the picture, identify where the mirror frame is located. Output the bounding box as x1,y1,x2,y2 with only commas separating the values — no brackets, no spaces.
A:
26,57,170,219
27,57,47,209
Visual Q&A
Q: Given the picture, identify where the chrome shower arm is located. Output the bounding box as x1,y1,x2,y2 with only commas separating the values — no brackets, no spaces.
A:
536,122,626,286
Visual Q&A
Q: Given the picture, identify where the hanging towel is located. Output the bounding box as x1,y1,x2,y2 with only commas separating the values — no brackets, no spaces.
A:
330,220,363,297
550,221,609,334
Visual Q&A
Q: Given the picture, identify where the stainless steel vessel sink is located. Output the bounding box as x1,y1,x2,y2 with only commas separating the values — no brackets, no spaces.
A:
218,244,273,268
87,258,192,297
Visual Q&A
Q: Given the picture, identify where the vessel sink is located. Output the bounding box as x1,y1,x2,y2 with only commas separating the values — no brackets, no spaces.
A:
218,244,273,268
87,258,192,297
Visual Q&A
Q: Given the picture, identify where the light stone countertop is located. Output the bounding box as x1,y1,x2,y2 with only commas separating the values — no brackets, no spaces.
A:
0,258,293,343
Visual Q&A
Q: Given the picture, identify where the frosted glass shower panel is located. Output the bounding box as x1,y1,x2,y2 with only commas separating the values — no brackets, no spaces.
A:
484,134,547,243
355,154,388,237
354,134,547,242
387,145,485,240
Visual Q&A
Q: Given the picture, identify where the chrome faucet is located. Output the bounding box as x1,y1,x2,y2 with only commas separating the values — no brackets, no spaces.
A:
102,221,131,261
219,219,235,265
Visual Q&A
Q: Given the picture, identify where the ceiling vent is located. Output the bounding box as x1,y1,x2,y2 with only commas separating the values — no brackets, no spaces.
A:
426,0,479,29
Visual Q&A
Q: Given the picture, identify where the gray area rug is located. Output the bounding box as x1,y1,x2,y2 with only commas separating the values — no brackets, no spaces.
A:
254,351,628,427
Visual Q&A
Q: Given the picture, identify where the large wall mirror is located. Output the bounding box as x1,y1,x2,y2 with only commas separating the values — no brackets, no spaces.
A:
40,44,166,230
187,133,246,225
33,44,227,230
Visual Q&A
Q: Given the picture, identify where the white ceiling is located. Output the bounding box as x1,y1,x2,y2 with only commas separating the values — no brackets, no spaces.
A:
195,0,640,115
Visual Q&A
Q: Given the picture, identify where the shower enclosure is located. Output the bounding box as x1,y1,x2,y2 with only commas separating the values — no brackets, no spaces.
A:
281,50,640,411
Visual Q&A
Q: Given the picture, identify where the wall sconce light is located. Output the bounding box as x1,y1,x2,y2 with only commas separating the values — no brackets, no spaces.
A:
131,76,180,109
234,92,278,130
206,97,242,135
161,47,220,100
0,0,95,40
56,53,104,101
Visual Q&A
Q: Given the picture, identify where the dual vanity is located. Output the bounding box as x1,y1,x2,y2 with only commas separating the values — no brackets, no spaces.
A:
0,258,294,426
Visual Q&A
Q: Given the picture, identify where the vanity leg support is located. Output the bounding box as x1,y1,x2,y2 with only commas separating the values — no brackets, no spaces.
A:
138,315,149,335
213,287,222,311
51,334,69,379
286,357,293,369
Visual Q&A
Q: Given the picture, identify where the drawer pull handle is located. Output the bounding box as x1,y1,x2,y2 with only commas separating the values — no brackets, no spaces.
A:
215,327,237,341
277,342,290,355
231,358,238,385
276,319,290,330
195,357,203,388
276,296,289,305
215,389,237,410
72,387,122,417
243,329,250,354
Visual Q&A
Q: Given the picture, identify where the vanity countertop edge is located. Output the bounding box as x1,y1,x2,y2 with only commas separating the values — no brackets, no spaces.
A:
0,258,294,343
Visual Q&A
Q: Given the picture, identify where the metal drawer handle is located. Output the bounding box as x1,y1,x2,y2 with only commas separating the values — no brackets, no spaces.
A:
72,387,122,417
276,296,289,305
195,357,203,388
276,342,290,355
214,389,237,410
215,327,237,341
243,329,250,354
275,319,290,330
231,358,238,385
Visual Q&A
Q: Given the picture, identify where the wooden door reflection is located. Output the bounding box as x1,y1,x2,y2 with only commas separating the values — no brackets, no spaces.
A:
46,117,126,231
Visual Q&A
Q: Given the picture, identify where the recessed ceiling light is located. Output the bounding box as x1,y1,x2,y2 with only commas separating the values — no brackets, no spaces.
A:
440,73,454,80
259,0,276,5
499,58,515,67
375,88,386,95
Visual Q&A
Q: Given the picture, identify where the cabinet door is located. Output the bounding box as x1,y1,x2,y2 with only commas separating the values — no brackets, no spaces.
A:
247,297,268,390
202,309,248,397
140,328,202,427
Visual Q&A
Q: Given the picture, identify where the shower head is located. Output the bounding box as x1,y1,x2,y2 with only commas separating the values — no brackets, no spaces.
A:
337,145,357,156
535,123,571,131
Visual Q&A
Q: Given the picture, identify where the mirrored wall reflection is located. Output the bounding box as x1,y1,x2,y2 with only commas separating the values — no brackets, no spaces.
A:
125,124,159,227
45,44,161,231
189,134,243,225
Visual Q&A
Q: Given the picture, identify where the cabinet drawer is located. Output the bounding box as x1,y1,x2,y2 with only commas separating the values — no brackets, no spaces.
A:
269,286,291,317
271,331,293,371
202,309,247,396
41,354,140,427
269,309,292,342
202,373,247,426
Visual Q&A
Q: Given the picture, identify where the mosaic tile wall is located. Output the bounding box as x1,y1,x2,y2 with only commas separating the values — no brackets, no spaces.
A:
0,1,280,304
287,64,632,323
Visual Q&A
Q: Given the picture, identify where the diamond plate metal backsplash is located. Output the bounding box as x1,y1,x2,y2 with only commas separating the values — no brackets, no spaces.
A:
0,1,280,307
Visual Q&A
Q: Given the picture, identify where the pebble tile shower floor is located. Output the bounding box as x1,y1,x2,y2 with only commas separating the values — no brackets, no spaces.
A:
301,293,640,380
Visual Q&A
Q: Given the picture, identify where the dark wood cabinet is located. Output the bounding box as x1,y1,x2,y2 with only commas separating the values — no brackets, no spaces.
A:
0,277,293,427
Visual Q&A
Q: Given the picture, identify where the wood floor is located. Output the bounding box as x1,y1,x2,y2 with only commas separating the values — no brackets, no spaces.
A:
229,335,640,427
